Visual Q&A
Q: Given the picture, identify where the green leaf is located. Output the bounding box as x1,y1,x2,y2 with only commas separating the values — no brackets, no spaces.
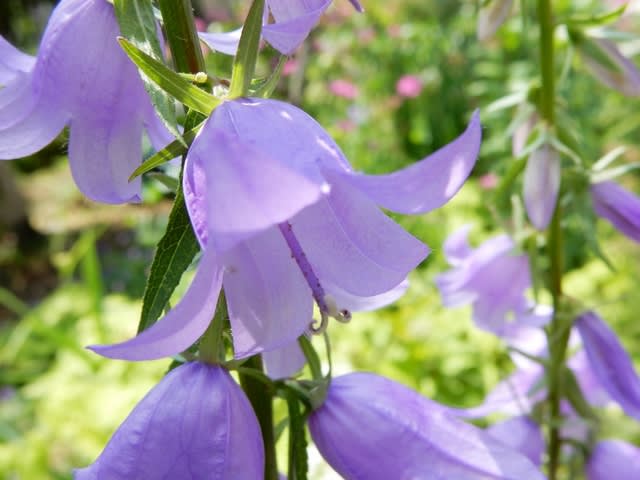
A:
128,121,203,180
138,186,200,333
118,38,220,116
563,4,627,28
286,391,309,480
114,0,181,141
562,367,599,422
591,162,640,183
229,0,265,97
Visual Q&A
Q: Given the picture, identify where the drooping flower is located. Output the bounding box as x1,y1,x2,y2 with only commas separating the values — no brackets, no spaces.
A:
575,310,640,420
586,440,640,480
523,142,561,230
570,29,640,97
0,0,172,204
91,99,481,362
199,0,363,56
74,362,264,479
591,180,640,243
435,226,550,336
307,372,546,479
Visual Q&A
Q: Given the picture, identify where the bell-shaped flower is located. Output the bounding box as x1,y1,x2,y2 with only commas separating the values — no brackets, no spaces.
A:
477,0,514,41
307,372,546,479
591,180,640,243
435,226,549,336
0,0,172,204
199,0,363,56
523,143,561,230
486,416,544,467
91,99,481,362
575,310,640,420
586,440,640,480
571,29,640,97
74,362,264,479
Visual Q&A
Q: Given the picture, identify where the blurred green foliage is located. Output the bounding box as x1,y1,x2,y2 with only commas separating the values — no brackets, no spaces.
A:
2,0,640,478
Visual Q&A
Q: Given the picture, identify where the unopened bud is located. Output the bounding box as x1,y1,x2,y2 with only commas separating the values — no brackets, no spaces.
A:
523,143,561,230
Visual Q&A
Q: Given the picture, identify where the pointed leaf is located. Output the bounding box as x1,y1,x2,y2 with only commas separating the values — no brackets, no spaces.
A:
129,121,203,180
138,186,200,332
229,0,265,97
118,38,219,115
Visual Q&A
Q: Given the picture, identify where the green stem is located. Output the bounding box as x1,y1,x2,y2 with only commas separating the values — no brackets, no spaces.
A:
239,356,278,480
158,0,206,74
536,1,567,478
198,292,227,364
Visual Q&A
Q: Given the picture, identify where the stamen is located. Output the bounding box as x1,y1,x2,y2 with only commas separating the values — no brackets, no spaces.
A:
278,221,351,332
278,221,328,313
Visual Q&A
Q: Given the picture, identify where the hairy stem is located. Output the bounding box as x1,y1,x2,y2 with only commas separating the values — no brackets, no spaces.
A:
536,0,567,478
239,356,279,480
158,0,205,74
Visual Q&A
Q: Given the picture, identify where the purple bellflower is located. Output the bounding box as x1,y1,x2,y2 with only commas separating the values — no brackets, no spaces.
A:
199,0,363,56
91,99,481,363
575,310,640,420
578,36,640,97
74,362,264,479
591,180,640,243
435,226,550,336
0,0,172,204
307,372,546,479
523,143,561,230
486,416,545,467
586,440,640,480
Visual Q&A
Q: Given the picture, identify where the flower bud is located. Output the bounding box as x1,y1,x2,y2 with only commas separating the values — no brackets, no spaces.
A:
523,143,560,230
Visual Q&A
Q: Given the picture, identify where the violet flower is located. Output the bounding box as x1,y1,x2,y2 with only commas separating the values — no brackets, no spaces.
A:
487,416,545,467
578,36,640,97
575,310,640,420
523,143,561,230
308,372,546,479
591,180,640,243
0,36,34,85
74,362,263,479
586,440,640,480
0,0,172,204
435,226,549,336
91,99,480,362
199,0,363,56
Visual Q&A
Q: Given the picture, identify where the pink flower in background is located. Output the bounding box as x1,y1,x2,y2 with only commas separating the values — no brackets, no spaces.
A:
282,59,299,76
330,79,359,99
479,173,499,190
396,74,423,98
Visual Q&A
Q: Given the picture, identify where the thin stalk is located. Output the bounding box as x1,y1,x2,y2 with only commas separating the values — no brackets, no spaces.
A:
239,355,279,480
158,0,205,74
536,1,568,478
